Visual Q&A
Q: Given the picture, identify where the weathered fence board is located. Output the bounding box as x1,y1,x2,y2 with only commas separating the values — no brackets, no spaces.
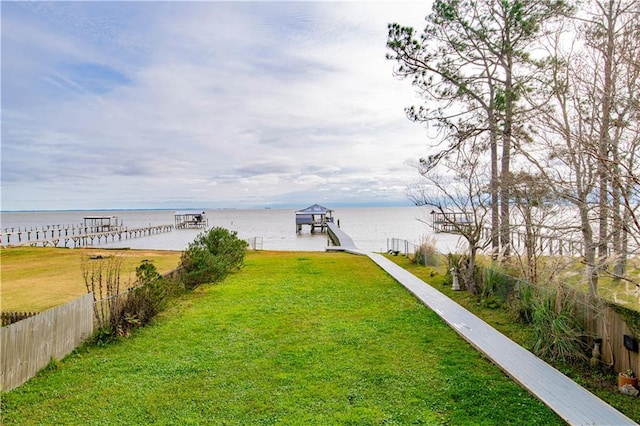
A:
580,298,640,375
1,293,94,392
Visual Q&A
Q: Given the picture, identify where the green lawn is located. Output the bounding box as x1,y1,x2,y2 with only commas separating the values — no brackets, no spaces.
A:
2,251,562,425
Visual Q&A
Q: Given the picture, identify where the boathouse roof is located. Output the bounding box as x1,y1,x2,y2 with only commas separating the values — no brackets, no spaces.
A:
174,210,206,216
295,204,333,215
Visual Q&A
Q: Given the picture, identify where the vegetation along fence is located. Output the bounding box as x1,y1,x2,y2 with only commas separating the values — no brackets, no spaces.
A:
393,238,639,375
1,311,38,327
1,293,94,392
480,267,639,374
580,297,640,375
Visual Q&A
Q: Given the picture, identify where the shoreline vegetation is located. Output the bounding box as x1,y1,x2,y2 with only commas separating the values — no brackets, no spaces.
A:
1,247,638,422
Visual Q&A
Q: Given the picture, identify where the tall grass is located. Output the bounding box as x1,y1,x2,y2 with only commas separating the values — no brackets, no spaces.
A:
530,288,587,364
412,235,441,266
81,254,124,330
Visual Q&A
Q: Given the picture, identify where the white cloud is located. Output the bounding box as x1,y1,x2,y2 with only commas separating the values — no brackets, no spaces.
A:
1,1,434,210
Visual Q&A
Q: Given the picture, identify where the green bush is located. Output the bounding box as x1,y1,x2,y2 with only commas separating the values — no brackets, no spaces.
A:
180,227,248,289
111,260,168,337
136,260,168,312
509,282,535,324
481,267,519,307
530,289,586,364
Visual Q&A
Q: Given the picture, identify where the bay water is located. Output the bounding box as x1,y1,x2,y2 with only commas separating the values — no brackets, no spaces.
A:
0,207,464,253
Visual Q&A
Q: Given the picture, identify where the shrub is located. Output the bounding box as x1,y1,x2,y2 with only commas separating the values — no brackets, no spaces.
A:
135,260,168,313
111,260,168,337
481,268,519,306
530,289,586,364
508,281,535,324
180,227,248,289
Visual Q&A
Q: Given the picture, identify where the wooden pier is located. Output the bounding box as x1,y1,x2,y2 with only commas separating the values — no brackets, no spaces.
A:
326,222,363,253
1,224,174,248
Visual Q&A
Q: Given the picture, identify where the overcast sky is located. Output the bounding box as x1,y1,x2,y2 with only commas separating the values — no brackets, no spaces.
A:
2,1,435,211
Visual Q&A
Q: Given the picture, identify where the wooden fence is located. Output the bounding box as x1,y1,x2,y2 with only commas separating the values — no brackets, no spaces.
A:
0,293,94,392
579,296,640,375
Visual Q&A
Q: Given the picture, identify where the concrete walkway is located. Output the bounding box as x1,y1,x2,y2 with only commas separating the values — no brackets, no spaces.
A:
325,226,636,425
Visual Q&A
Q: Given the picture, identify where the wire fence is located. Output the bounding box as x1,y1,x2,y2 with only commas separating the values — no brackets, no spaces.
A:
245,237,263,250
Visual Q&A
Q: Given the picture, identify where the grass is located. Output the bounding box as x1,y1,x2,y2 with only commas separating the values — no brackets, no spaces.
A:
0,247,182,312
1,251,562,425
384,254,640,423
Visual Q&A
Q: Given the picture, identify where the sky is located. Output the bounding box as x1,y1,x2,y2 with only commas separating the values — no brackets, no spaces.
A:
1,1,436,211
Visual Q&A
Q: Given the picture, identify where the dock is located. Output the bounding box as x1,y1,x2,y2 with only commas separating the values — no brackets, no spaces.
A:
431,211,586,257
430,210,473,233
295,204,334,233
1,224,174,248
327,228,635,425
174,210,207,229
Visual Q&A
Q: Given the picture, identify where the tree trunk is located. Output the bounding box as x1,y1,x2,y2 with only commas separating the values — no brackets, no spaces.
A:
596,0,616,262
580,202,599,298
500,34,514,260
490,121,500,260
524,208,537,284
611,143,623,281
464,245,479,295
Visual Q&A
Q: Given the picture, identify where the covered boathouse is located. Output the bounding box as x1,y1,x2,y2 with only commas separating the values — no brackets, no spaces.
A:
295,204,334,233
174,210,207,229
83,216,121,233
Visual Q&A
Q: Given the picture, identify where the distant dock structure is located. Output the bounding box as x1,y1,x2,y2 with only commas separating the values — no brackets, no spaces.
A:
83,215,122,233
1,215,173,248
295,204,334,233
174,210,207,229
431,210,473,233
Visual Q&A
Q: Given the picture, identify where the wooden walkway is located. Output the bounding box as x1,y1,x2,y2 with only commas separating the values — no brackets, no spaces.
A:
368,253,635,425
325,226,635,424
326,222,364,253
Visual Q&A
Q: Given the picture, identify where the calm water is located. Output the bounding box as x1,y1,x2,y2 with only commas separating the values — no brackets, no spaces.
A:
0,207,464,253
